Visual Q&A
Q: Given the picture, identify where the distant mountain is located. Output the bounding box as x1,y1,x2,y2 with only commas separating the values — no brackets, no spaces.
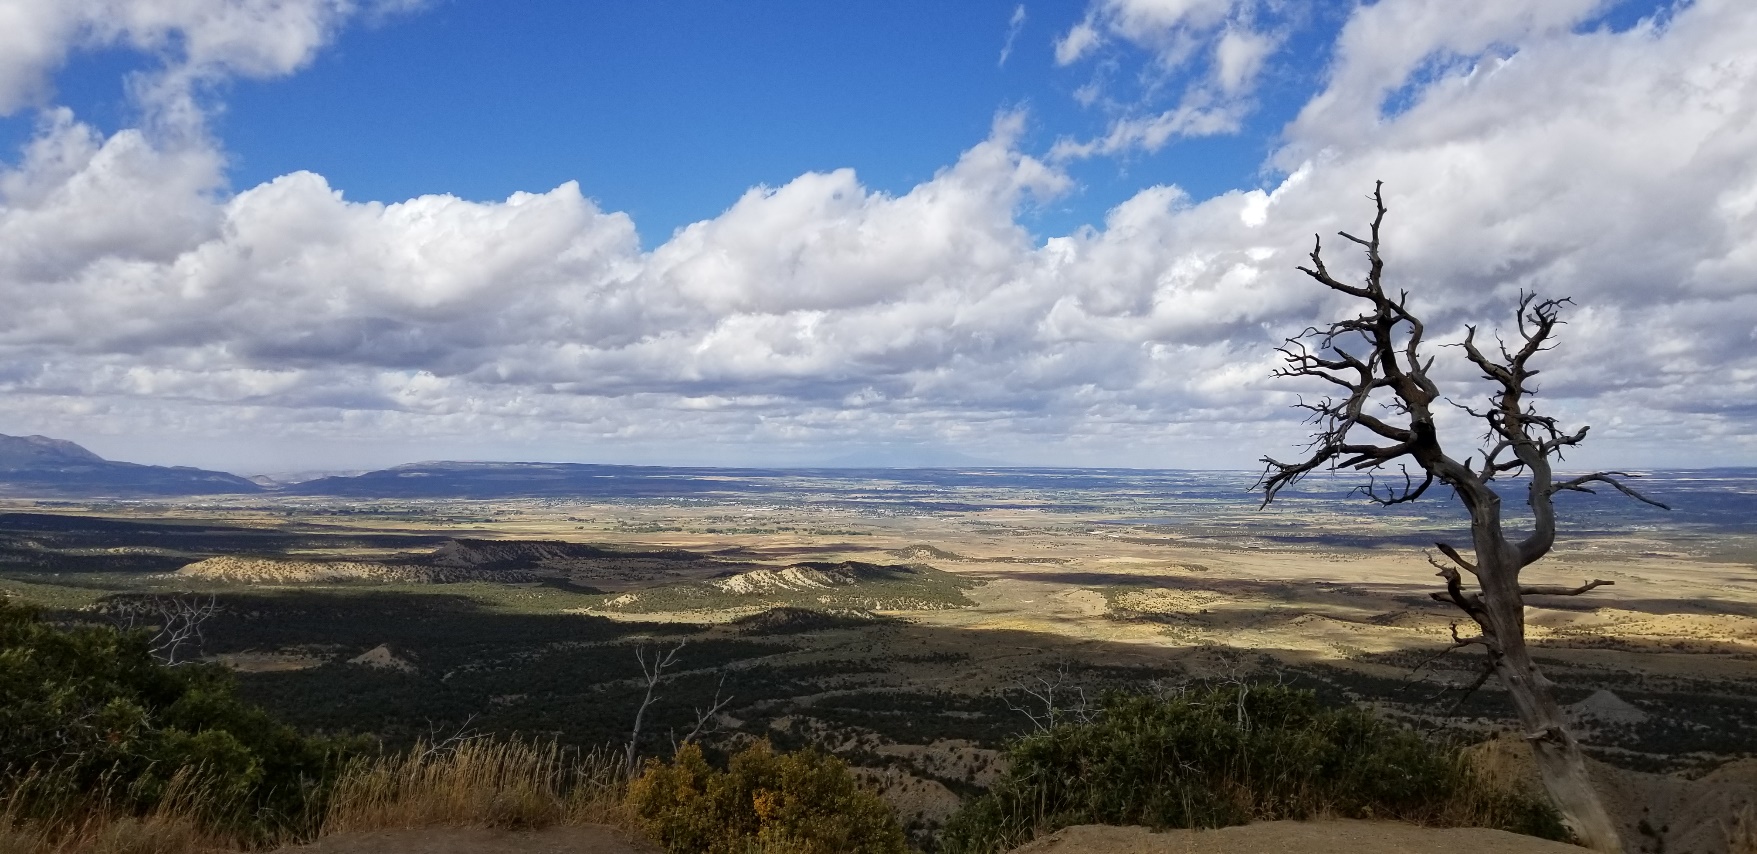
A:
0,434,105,469
283,460,786,499
0,433,262,497
246,469,373,486
280,459,1100,502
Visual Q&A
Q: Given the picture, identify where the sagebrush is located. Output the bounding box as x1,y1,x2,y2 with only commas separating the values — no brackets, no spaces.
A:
939,683,1568,853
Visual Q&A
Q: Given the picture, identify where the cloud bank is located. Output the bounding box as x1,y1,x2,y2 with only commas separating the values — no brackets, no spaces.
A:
0,0,1753,471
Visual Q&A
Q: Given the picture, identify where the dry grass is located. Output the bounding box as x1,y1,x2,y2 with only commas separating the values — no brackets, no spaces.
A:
0,769,233,854
1,738,635,854
1458,734,1552,817
320,737,630,836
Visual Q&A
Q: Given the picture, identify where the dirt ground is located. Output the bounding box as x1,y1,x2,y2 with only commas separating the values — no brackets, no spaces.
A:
273,821,1582,854
1009,820,1586,853
278,825,659,854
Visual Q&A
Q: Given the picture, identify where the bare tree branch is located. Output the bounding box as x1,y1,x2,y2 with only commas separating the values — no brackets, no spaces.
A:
1409,621,1494,680
676,672,735,749
1005,662,1093,732
625,641,684,777
1426,550,1485,617
1521,579,1614,597
1434,542,1478,576
1425,658,1498,716
1551,471,1671,509
417,714,485,761
106,595,219,666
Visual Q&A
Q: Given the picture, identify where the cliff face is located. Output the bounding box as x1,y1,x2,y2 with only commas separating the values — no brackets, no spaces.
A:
0,433,262,497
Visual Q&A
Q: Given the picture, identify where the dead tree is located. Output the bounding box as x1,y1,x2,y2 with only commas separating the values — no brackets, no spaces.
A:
624,642,684,778
416,713,486,761
672,672,735,753
107,594,219,666
1004,662,1094,732
1258,182,1667,852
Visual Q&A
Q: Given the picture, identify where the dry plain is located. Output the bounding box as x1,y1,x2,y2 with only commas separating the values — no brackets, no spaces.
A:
3,467,1755,850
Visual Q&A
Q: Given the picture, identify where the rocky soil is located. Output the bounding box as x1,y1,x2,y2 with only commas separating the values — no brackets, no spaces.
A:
1009,820,1585,853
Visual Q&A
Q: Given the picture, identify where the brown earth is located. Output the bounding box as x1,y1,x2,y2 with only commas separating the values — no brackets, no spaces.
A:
1472,734,1757,854
1008,820,1585,853
275,821,1581,854
347,643,417,672
277,824,658,854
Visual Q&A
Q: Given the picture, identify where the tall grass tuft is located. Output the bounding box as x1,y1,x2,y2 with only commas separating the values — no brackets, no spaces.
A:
0,767,233,854
321,736,628,835
938,683,1569,854
3,737,634,853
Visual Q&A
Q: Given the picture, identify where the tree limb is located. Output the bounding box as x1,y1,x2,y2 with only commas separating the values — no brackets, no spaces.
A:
1521,579,1614,596
1434,542,1478,577
106,594,219,666
676,672,735,750
1550,471,1671,509
1427,551,1485,617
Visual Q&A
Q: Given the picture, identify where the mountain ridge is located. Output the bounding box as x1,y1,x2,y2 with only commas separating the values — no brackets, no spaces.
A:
0,433,262,497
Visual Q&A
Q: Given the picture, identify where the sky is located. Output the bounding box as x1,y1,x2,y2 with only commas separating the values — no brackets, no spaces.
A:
0,0,1752,474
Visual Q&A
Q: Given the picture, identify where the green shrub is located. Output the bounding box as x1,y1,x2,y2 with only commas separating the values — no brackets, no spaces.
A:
627,740,907,854
0,598,352,843
939,683,1567,853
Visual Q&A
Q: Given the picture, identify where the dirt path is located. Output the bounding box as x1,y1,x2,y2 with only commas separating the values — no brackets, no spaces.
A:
1009,820,1583,853
277,825,659,854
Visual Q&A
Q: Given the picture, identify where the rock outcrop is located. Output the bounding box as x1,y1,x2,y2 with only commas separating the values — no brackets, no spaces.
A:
176,556,537,584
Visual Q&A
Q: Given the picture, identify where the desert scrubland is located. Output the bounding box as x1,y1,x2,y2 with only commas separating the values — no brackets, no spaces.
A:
3,467,1755,850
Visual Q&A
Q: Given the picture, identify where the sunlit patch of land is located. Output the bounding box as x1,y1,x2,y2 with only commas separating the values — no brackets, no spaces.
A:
3,468,1754,846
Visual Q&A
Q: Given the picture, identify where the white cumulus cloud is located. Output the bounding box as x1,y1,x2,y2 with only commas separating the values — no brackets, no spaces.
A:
0,0,419,124
0,0,1754,471
1051,0,1284,158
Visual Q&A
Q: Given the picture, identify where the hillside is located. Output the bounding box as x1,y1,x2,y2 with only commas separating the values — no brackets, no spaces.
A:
585,559,976,613
0,433,261,497
174,556,542,584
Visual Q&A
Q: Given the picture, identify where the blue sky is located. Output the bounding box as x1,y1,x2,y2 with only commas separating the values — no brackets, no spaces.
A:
0,0,1749,474
0,0,1352,243
4,0,1667,245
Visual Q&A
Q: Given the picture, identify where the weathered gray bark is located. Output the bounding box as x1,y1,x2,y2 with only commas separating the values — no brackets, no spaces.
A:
625,642,683,778
1258,183,1666,852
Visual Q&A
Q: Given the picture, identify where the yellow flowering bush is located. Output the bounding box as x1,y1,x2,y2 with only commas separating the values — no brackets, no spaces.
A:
627,741,906,854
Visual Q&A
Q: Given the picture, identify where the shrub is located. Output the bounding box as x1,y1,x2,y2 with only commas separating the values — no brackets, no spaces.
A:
627,741,907,854
0,598,352,844
938,683,1567,853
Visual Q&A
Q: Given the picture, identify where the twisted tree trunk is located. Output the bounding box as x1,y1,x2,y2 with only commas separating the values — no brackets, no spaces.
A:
1474,524,1621,850
1257,183,1667,851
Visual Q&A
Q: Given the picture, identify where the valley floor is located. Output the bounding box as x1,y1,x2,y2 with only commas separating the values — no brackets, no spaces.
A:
3,470,1754,850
